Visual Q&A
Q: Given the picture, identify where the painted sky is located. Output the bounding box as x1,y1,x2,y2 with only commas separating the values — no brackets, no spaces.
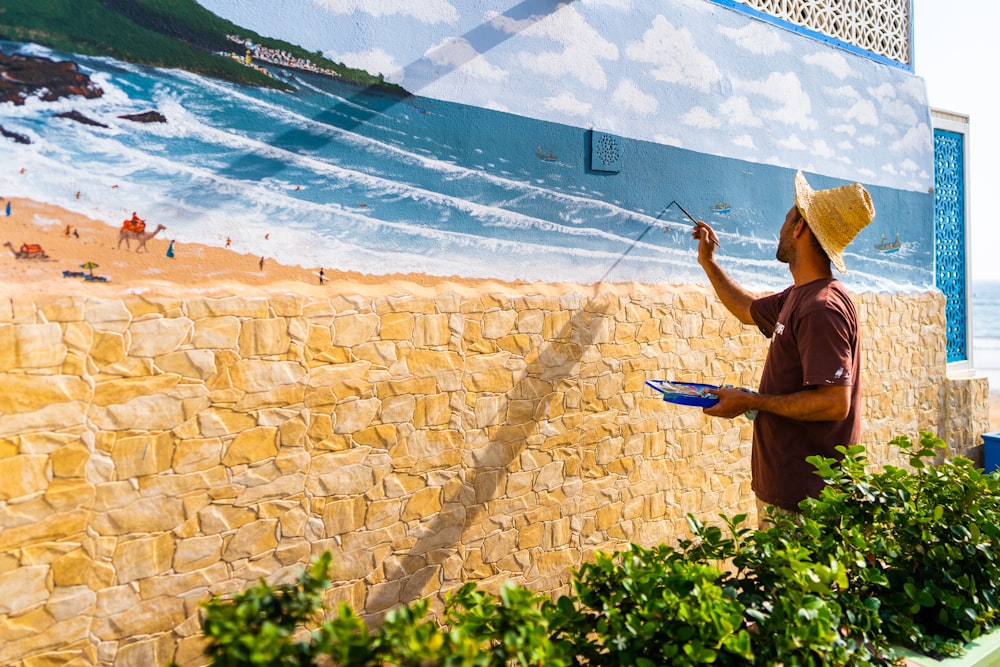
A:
195,0,933,194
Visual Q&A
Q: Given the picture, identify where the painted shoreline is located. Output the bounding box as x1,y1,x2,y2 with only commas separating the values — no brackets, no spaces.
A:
0,197,612,302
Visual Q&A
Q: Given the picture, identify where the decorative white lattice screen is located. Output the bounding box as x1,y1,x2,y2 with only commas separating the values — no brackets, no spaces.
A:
734,0,911,65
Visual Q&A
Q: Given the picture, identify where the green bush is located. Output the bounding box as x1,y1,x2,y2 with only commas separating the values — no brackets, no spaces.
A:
182,432,1000,666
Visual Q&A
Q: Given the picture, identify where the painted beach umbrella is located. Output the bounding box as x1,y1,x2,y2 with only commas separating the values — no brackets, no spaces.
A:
80,261,98,277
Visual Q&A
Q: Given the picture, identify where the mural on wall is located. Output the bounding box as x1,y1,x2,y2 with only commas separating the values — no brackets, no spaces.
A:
0,0,935,292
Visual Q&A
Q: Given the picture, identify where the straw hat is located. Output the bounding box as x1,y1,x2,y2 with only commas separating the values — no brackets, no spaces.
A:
794,170,875,273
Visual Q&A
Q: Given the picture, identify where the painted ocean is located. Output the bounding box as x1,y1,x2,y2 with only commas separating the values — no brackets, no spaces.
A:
0,41,934,291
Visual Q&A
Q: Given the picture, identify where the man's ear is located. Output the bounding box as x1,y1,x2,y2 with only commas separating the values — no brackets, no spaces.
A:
793,217,809,238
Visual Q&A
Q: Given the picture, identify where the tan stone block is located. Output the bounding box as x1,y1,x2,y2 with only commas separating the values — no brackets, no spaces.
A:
333,398,380,433
414,393,450,428
173,437,223,473
496,334,534,355
192,315,240,349
379,312,414,340
322,496,366,536
186,296,269,319
0,564,48,614
113,532,175,584
414,314,450,347
0,454,48,500
223,519,278,560
235,384,306,411
380,394,415,423
235,473,306,506
91,497,185,535
198,408,256,438
61,320,93,354
43,478,95,512
239,318,291,356
47,440,90,477
92,375,181,407
46,585,97,623
0,324,16,372
402,486,442,521
229,359,305,393
198,504,257,535
50,548,105,587
482,530,517,563
278,417,308,448
354,424,398,447
93,596,186,640
127,317,193,357
223,427,279,465
0,374,90,415
406,349,462,376
110,432,173,479
376,377,437,398
17,322,67,368
353,340,398,366
464,366,514,393
309,463,376,496
114,633,176,667
365,498,402,530
155,349,217,380
173,534,223,573
0,616,92,665
378,294,436,315
332,313,379,346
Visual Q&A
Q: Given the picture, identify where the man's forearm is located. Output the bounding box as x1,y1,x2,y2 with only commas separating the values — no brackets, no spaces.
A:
699,258,755,325
709,384,851,421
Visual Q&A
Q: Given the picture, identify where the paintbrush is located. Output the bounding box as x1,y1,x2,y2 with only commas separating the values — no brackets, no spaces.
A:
664,200,720,246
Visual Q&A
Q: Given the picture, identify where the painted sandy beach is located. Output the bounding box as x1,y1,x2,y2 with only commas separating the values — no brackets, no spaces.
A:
0,197,590,303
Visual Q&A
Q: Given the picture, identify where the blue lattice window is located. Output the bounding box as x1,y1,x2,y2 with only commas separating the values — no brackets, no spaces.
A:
933,128,968,363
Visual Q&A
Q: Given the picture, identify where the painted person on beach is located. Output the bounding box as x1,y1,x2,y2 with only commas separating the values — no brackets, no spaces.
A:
691,171,875,521
166,239,175,258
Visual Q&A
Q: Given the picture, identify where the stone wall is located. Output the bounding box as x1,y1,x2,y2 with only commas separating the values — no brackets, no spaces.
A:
0,287,989,666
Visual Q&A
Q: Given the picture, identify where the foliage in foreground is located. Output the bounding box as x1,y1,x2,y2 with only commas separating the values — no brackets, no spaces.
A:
181,431,1000,666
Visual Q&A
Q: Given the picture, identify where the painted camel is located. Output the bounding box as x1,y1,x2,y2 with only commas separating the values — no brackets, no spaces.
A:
4,241,48,259
117,223,166,252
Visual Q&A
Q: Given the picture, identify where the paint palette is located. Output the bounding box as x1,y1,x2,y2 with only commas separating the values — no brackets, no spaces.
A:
646,379,719,407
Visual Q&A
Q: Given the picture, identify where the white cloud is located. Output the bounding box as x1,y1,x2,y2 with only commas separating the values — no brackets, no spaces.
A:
900,158,919,172
891,124,932,153
718,22,790,55
424,38,508,82
484,100,511,113
897,77,928,104
625,15,721,93
837,139,854,150
493,5,617,90
543,92,593,116
681,106,720,129
844,99,879,126
733,72,815,130
803,51,853,80
719,96,763,127
612,79,658,114
809,139,837,159
777,134,808,151
314,0,458,23
858,135,879,146
654,133,683,146
329,48,401,80
733,134,756,149
833,124,856,136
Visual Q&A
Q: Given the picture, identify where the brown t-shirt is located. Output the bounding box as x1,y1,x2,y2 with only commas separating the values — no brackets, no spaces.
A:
748,277,862,510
